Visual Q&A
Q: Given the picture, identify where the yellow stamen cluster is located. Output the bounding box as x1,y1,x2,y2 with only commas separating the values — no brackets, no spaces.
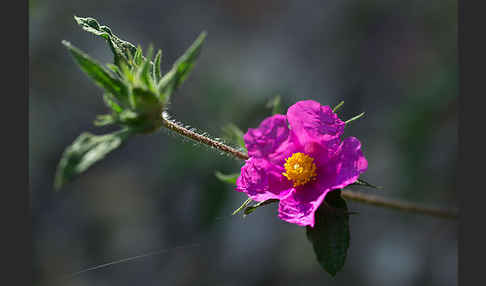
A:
282,152,317,187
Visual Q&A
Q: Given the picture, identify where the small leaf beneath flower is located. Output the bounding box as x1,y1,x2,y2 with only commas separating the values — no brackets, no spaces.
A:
306,190,350,277
215,171,240,185
54,129,132,190
243,199,279,216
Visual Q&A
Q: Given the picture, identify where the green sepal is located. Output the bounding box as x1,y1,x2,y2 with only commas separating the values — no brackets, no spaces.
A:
158,31,207,103
54,129,132,190
306,190,350,277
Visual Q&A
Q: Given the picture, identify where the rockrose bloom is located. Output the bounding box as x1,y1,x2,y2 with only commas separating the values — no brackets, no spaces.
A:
236,100,367,227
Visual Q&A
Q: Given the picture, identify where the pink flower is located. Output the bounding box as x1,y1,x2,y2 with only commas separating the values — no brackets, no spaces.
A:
236,100,367,227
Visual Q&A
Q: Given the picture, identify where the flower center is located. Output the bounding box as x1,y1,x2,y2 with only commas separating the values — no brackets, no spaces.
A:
282,152,317,187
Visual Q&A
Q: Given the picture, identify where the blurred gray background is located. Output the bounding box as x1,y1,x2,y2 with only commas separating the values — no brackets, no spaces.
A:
29,0,457,285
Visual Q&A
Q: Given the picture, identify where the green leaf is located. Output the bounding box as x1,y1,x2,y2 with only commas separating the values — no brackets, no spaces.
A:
214,171,239,185
62,40,129,106
243,199,279,216
266,95,283,115
73,16,137,67
54,129,132,190
306,190,350,277
221,123,246,150
158,31,207,102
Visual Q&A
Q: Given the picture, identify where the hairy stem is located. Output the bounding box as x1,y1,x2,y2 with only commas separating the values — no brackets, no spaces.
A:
161,112,248,160
161,114,458,220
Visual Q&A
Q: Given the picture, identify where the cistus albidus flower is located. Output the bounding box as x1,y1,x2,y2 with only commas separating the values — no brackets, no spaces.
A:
236,100,368,227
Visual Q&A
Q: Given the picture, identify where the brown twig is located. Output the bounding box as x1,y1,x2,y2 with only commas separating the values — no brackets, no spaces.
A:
340,190,458,219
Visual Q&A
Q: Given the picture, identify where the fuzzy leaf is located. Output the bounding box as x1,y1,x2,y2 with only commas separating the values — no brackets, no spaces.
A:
62,41,129,106
215,171,239,185
306,190,350,277
158,31,207,102
74,16,137,67
54,129,132,190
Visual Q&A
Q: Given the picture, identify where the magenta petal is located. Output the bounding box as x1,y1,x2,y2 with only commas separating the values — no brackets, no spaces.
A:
287,100,345,147
236,157,292,202
278,180,331,227
244,114,290,159
325,136,368,190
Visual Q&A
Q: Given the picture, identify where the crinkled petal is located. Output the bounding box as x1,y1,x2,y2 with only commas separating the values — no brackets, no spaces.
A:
316,136,368,191
330,136,368,189
277,179,331,227
236,157,292,202
287,100,345,148
244,114,290,159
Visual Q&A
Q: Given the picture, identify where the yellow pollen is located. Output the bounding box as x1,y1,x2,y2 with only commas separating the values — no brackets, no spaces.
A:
282,152,317,187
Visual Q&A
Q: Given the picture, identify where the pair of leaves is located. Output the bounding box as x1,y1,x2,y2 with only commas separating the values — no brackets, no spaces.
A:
55,16,206,190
